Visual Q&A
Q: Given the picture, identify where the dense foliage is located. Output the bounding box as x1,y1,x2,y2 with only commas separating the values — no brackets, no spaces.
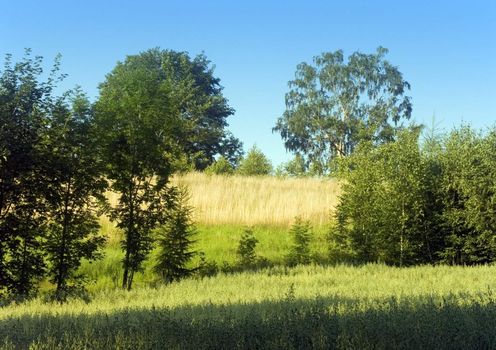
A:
237,145,273,176
204,156,235,175
44,89,107,301
0,51,106,299
0,49,244,297
331,126,496,265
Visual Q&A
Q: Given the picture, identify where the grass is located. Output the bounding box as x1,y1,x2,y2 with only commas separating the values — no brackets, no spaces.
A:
3,264,496,349
85,172,337,290
171,172,340,226
78,223,330,291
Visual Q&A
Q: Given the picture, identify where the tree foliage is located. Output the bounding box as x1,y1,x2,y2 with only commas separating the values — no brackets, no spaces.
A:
43,90,107,301
330,126,496,266
154,187,197,284
237,145,273,176
104,48,241,170
95,51,183,290
274,47,412,174
286,217,313,266
0,51,107,299
204,156,234,175
438,127,496,264
0,51,60,297
275,154,307,178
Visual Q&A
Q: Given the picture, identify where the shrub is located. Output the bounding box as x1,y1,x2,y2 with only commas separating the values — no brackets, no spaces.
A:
204,156,234,175
236,227,259,268
329,126,496,266
154,187,197,283
237,146,273,176
329,129,441,266
196,252,219,278
286,217,313,266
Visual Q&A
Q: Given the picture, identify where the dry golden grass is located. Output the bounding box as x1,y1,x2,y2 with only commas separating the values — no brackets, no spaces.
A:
172,172,340,226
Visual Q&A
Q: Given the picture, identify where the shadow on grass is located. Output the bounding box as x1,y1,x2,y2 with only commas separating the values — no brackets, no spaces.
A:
2,294,496,349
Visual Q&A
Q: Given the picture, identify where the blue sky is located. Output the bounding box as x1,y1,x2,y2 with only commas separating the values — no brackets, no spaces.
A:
1,0,495,166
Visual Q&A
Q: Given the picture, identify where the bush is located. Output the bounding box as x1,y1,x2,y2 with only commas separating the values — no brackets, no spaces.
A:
329,129,441,265
236,227,259,268
237,146,273,176
329,126,496,266
286,217,313,266
275,154,307,178
196,252,219,278
204,156,234,175
154,187,197,283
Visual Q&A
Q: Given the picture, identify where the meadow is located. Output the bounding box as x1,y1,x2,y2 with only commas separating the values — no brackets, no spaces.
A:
81,173,337,290
4,173,496,349
3,264,496,349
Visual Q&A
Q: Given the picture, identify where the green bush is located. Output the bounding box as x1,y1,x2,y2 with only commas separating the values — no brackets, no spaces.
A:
204,156,235,175
286,217,313,266
275,154,307,178
236,227,259,268
154,187,197,283
329,126,496,266
237,146,273,176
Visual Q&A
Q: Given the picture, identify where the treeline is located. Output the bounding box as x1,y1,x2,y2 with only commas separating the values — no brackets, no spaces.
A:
0,49,241,301
330,127,496,266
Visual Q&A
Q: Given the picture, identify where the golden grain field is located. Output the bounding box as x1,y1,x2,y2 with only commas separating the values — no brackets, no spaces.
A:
172,172,340,226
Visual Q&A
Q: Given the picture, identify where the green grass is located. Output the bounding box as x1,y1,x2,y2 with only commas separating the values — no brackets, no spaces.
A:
77,223,330,291
3,264,496,349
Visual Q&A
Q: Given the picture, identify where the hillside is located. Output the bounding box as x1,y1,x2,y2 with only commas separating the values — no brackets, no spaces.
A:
172,172,340,226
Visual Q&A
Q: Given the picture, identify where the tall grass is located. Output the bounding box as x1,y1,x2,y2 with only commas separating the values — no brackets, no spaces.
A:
2,264,496,349
171,172,340,226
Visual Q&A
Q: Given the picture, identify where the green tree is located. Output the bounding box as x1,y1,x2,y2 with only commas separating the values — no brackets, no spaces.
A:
44,90,107,301
236,227,258,267
438,126,496,264
286,217,312,266
0,51,63,297
274,47,412,174
154,187,197,283
276,154,307,178
204,156,234,175
109,48,241,170
95,52,183,290
237,145,273,176
330,129,442,265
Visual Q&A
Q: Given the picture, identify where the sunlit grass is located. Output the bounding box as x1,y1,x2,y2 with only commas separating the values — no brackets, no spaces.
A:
2,264,496,349
172,172,339,226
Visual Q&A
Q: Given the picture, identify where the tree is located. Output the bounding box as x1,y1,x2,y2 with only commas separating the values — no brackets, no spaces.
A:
330,129,443,265
274,47,412,174
43,90,107,301
236,227,259,268
154,187,197,283
95,51,183,290
275,154,307,178
237,145,273,176
286,217,312,266
0,50,63,298
438,126,496,264
204,156,234,175
106,48,241,170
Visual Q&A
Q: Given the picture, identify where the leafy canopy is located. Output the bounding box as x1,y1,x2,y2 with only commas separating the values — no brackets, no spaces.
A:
274,47,412,174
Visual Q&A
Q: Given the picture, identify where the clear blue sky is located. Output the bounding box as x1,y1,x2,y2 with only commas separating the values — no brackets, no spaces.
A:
1,0,495,166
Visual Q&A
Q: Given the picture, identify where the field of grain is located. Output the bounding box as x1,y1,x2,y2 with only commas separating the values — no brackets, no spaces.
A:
3,264,496,349
171,172,340,226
